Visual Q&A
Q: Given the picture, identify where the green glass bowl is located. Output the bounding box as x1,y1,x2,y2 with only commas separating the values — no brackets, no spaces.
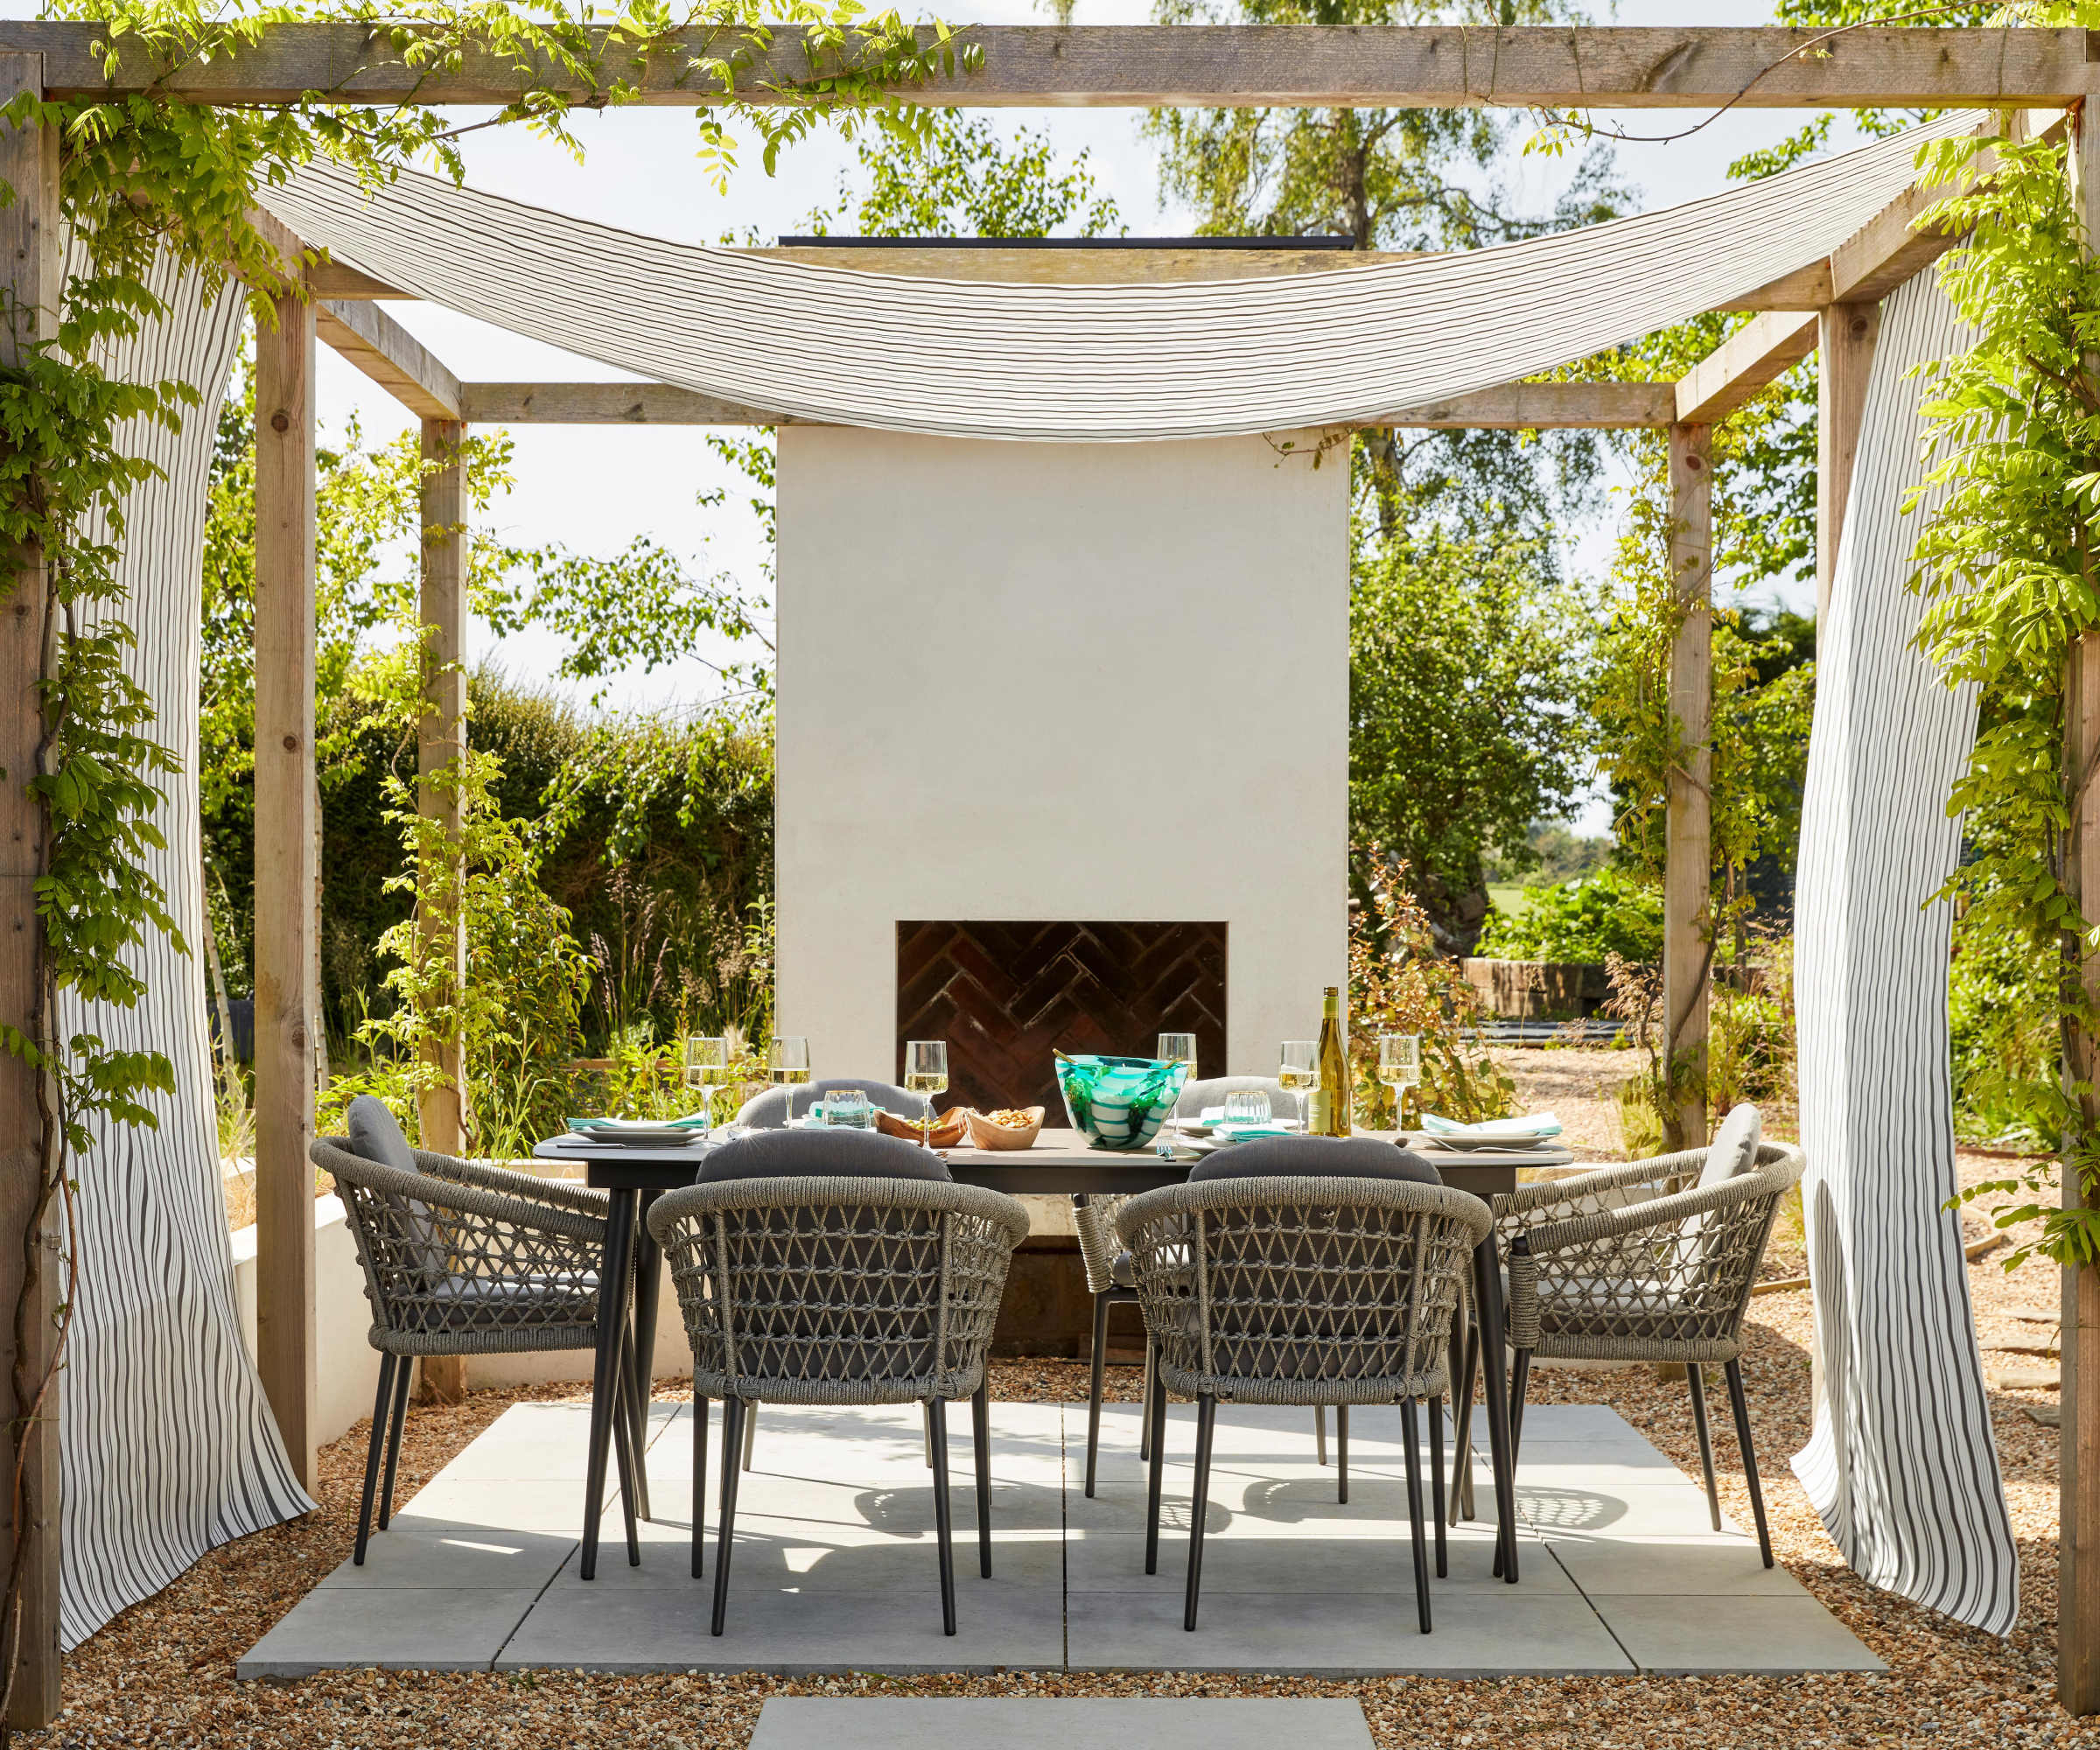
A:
1053,1055,1190,1152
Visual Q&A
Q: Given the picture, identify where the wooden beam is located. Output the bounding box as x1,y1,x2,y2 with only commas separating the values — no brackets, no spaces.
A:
0,52,61,1736
458,382,802,426
1380,382,1674,430
5,23,2091,108
316,299,460,421
310,261,411,300
414,417,469,1408
1675,311,1819,426
1828,171,1970,305
1663,423,1713,1154
1714,259,1834,313
254,283,319,1494
1816,304,1880,621
2064,98,2100,1726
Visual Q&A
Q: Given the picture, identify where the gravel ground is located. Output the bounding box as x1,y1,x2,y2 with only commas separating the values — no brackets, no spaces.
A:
30,1149,2091,1748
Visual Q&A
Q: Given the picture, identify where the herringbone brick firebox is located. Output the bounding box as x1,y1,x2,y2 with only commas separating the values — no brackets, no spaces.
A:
895,920,1228,1115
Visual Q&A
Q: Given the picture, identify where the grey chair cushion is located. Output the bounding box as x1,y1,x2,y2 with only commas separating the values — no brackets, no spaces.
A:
1174,1075,1293,1120
732,1078,926,1130
346,1095,416,1172
1188,1134,1442,1186
1698,1104,1763,1188
698,1126,955,1183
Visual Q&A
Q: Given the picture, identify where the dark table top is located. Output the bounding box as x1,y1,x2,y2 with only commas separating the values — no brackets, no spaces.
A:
532,1125,1575,1202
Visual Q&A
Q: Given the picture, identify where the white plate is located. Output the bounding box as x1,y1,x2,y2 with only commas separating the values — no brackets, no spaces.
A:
1418,1132,1557,1153
567,1125,708,1148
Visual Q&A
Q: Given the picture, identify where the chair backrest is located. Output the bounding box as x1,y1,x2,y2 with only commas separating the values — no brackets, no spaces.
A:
648,1175,1031,1404
1115,1176,1490,1401
313,1137,605,1345
1174,1075,1293,1120
732,1077,925,1129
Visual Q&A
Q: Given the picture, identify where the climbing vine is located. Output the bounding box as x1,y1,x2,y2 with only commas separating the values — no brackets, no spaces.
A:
0,1,972,1723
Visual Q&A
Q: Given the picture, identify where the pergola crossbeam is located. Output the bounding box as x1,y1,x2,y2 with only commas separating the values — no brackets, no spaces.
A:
1676,312,1819,425
5,22,2093,108
316,298,460,421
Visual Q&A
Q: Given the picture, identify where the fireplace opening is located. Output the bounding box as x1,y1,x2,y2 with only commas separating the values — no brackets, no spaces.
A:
896,920,1227,1115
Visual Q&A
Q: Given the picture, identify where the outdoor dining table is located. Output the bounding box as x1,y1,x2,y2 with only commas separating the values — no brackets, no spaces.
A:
533,1123,1571,1583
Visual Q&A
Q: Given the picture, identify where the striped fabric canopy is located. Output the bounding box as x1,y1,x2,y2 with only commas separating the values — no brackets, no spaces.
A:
257,114,1974,443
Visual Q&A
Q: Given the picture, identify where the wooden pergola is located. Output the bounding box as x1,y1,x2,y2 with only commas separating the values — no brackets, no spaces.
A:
0,19,2093,1727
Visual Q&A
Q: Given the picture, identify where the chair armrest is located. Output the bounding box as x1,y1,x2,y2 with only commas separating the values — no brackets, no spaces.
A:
1493,1151,1708,1220
417,1152,611,1215
1522,1168,1783,1259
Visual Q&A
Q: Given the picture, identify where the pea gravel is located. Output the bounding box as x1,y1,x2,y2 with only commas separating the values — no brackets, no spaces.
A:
24,1147,2094,1747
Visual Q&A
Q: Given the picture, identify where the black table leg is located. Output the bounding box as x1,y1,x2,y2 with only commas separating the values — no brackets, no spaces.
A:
629,1190,663,1520
1471,1234,1520,1585
582,1186,639,1583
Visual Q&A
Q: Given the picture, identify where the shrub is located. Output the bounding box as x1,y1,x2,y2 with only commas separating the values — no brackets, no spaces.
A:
1474,865,1663,963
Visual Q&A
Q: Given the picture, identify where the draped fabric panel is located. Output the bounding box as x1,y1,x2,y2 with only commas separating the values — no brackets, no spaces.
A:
1791,268,2018,1634
55,247,312,1648
256,114,1976,443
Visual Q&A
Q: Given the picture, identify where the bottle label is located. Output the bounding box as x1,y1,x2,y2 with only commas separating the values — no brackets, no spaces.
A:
1307,1088,1333,1133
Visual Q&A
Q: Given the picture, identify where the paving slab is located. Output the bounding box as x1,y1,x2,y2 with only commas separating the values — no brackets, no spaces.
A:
237,1589,542,1676
749,1698,1375,1750
313,1529,577,1592
1069,1525,1566,1595
1545,1536,1810,1598
1600,1594,1886,1673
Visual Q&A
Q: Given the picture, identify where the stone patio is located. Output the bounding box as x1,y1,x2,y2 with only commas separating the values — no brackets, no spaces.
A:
238,1396,1882,1679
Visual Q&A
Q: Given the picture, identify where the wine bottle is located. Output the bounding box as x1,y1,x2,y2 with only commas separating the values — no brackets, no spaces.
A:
1309,985,1352,1137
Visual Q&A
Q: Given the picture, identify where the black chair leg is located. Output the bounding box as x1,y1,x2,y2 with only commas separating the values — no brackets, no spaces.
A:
608,1360,641,1567
1184,1393,1216,1632
690,1396,709,1579
711,1397,745,1634
1449,1318,1480,1525
1086,1292,1110,1497
1138,1340,1156,1464
973,1380,993,1578
1144,1351,1168,1576
1401,1396,1432,1634
1509,1348,1532,1471
1687,1363,1723,1533
378,1352,413,1529
929,1397,957,1635
743,1401,758,1471
1725,1358,1775,1568
1337,1404,1349,1503
1428,1394,1447,1579
1315,1404,1328,1466
354,1354,396,1565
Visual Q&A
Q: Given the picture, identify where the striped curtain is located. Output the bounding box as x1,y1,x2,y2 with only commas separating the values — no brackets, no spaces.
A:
54,246,312,1648
1791,267,2019,1634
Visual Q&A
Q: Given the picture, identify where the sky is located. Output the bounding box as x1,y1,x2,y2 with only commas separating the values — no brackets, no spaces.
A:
14,0,1862,828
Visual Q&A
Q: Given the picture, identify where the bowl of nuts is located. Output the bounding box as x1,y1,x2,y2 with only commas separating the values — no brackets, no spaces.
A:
963,1106,1045,1151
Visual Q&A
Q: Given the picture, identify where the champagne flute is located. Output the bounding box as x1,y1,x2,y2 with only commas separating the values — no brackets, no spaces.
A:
1378,1033,1422,1133
1278,1041,1319,1133
905,1040,948,1150
769,1036,811,1088
1158,1032,1197,1152
684,1035,730,1128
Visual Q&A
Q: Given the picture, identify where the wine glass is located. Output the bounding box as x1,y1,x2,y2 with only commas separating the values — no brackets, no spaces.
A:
684,1035,730,1127
904,1040,948,1150
1278,1041,1319,1133
1378,1034,1422,1133
769,1037,811,1089
1158,1032,1197,1150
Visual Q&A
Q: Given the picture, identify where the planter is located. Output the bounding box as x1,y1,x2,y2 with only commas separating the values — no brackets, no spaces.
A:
1462,957,1628,1018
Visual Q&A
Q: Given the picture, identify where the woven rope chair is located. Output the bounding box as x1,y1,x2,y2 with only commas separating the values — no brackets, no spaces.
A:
1116,1174,1492,1633
648,1173,1030,1637
312,1138,640,1567
1493,1139,1806,1566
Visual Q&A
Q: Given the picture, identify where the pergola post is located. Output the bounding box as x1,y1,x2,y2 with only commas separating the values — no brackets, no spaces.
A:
0,51,64,1732
1816,303,1880,622
253,278,319,1490
2062,100,2100,1721
416,416,469,1406
1663,422,1713,1152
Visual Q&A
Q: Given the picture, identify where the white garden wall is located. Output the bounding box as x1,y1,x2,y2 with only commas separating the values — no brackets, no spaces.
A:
774,428,1351,1079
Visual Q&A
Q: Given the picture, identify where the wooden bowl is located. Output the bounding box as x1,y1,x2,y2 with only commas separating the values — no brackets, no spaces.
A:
876,1108,968,1149
964,1105,1045,1151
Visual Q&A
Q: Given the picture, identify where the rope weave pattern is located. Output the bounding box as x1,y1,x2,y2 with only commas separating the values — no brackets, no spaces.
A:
1072,1194,1129,1295
1116,1177,1490,1407
648,1176,1030,1406
1496,1143,1805,1364
315,1138,612,1359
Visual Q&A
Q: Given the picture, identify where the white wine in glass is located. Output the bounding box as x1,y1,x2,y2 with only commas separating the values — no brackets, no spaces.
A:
685,1035,731,1126
1278,1040,1319,1133
904,1040,949,1150
1378,1033,1422,1131
769,1036,811,1087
